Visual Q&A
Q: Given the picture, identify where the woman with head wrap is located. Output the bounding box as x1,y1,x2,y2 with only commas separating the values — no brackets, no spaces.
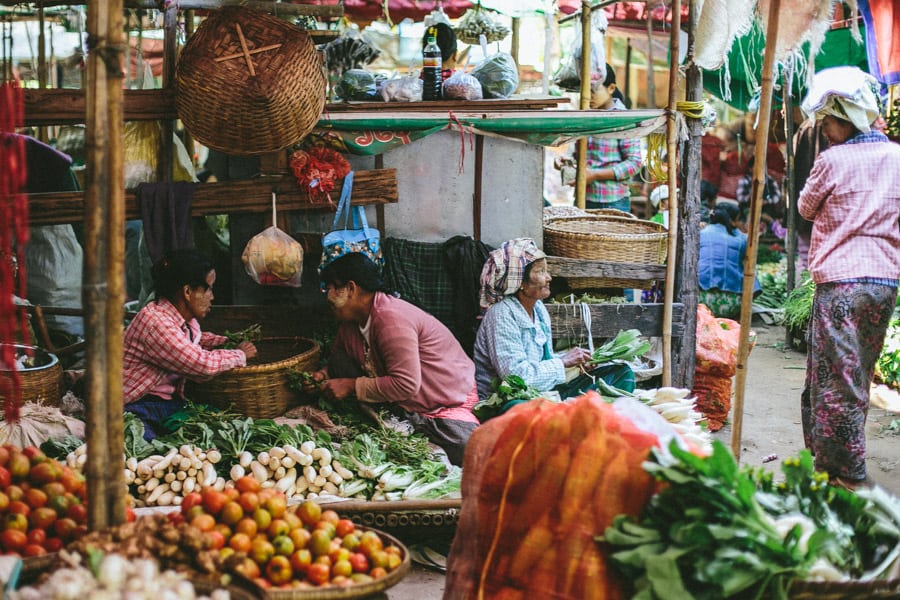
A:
304,253,478,465
796,66,900,491
472,239,635,405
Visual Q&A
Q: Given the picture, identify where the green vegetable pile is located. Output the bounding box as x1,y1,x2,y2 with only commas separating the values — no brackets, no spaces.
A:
599,440,900,600
219,323,262,349
783,273,815,332
472,375,541,422
876,319,900,389
589,329,651,365
754,260,787,310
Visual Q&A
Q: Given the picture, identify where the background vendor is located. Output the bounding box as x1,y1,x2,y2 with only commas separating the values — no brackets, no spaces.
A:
472,238,634,403
306,253,478,466
123,248,257,440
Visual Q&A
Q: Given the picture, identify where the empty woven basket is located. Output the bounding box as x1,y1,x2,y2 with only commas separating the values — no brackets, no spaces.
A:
175,6,326,155
543,215,667,289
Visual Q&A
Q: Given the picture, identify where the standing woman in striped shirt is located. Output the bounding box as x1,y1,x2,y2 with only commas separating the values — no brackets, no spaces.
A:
797,66,900,491
122,248,257,440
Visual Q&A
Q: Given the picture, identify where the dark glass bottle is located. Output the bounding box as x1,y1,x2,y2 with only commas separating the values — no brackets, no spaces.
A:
422,34,442,101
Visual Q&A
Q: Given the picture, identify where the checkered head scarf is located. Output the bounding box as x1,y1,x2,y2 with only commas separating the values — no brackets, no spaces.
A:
801,66,882,133
479,238,547,310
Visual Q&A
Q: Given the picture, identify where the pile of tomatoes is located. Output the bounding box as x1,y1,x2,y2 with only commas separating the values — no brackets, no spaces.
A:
0,445,90,557
172,476,405,590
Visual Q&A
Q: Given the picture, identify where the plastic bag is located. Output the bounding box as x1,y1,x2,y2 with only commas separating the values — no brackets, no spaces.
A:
335,69,386,102
694,303,741,377
442,69,483,100
552,11,608,91
378,70,423,102
242,194,304,287
471,52,518,99
456,6,510,44
124,121,195,187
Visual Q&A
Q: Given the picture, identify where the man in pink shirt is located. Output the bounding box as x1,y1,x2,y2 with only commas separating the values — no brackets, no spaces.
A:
307,253,478,465
797,66,900,490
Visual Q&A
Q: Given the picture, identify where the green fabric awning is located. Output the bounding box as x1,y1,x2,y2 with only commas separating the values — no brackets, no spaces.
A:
702,21,868,112
314,109,666,155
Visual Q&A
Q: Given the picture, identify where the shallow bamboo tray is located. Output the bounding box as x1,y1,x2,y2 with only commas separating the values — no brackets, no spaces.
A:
319,499,461,546
188,337,320,419
544,215,667,289
785,577,900,599
264,525,410,599
0,343,62,406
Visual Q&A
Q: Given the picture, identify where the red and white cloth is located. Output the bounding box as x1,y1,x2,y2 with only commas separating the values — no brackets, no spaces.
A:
122,298,246,403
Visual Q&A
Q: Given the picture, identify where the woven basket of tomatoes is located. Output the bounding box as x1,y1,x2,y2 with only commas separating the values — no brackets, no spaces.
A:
174,477,410,597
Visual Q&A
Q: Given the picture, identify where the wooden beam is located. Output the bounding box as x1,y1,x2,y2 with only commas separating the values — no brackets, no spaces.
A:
547,303,686,339
1,1,344,17
24,88,177,125
546,256,667,281
26,169,399,225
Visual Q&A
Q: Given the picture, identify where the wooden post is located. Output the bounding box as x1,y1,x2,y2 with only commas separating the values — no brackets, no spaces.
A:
158,3,177,182
574,0,592,209
661,0,681,386
646,8,656,108
783,61,797,348
84,0,127,529
510,17,520,93
731,0,781,461
673,0,702,389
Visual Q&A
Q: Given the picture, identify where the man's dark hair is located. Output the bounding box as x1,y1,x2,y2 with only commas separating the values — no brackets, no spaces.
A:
423,23,457,63
151,248,214,302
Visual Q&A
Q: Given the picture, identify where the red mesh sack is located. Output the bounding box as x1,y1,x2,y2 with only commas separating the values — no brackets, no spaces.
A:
695,304,741,378
692,371,733,432
444,392,661,600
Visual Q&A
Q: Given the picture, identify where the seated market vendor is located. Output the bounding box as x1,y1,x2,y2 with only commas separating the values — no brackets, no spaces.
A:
305,253,479,466
123,248,257,440
472,238,635,404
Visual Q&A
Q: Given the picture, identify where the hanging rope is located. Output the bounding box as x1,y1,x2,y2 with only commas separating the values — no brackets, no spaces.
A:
1,78,30,423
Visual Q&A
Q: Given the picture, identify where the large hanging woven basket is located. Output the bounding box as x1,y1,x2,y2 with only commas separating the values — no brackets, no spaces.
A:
543,215,667,289
175,6,326,155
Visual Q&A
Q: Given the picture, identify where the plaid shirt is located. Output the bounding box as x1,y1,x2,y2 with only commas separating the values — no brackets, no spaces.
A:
472,296,564,400
799,131,900,284
122,298,246,403
585,136,642,206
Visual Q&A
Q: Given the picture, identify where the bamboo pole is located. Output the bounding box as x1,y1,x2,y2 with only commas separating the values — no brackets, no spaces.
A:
731,0,781,461
661,0,681,386
783,61,796,348
84,0,126,530
574,0,592,209
646,5,655,107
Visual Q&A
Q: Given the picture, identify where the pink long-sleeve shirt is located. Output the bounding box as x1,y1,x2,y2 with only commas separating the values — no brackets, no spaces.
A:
330,292,477,423
798,134,900,284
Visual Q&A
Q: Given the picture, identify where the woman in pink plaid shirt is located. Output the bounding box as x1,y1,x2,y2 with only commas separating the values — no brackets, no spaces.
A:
123,249,257,440
797,67,900,491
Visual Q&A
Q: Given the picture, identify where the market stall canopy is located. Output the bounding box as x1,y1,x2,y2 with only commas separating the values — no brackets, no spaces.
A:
702,19,867,112
330,0,581,21
314,109,665,155
860,0,900,84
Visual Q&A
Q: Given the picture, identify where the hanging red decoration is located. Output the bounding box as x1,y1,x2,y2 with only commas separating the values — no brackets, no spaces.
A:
1,79,30,423
289,146,351,206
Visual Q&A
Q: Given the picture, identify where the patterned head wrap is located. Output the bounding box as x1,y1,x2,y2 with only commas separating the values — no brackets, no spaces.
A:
479,238,547,310
801,66,882,133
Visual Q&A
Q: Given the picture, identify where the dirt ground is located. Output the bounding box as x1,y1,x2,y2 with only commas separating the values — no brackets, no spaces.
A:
384,320,900,599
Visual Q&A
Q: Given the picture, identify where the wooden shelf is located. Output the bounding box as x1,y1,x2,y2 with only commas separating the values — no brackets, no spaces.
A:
26,169,397,225
546,256,667,282
546,303,685,339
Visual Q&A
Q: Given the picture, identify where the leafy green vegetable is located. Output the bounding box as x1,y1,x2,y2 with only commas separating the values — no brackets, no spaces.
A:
123,413,155,459
40,435,85,461
589,329,651,365
783,273,815,332
473,375,541,422
599,440,900,599
875,319,900,389
219,323,262,349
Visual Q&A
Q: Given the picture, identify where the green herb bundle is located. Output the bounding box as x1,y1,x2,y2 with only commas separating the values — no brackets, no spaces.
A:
599,441,900,599
472,375,541,422
783,274,815,331
875,319,900,389
589,329,651,365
